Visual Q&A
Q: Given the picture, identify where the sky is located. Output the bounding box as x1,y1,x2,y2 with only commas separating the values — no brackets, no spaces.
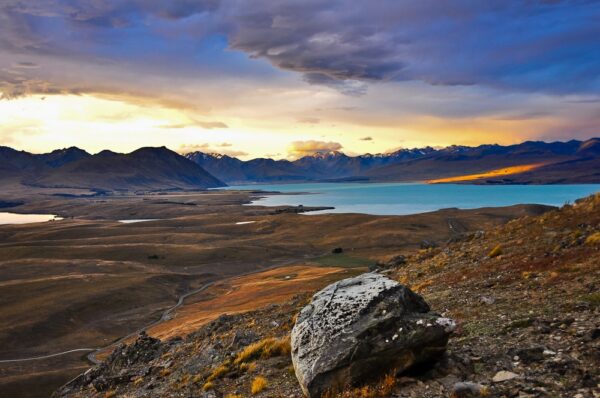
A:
0,0,599,160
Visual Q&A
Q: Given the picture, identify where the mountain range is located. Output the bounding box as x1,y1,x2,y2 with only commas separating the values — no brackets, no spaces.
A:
0,146,225,192
1,138,600,193
186,138,600,185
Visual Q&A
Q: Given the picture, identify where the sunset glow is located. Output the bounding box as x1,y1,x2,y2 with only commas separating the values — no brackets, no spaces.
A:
0,1,598,157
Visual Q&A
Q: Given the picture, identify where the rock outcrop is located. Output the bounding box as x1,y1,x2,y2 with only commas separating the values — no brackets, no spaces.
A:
291,272,455,397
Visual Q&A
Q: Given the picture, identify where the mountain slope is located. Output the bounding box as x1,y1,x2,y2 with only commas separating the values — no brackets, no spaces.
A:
32,147,225,191
185,148,436,184
365,139,600,183
0,146,91,179
185,139,600,185
186,152,309,183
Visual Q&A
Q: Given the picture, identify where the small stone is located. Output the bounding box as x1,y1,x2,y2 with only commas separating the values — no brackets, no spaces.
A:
492,370,519,383
450,382,488,398
480,296,496,305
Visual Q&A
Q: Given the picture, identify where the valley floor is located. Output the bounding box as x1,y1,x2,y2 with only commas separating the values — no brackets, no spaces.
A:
0,189,556,397
54,194,600,398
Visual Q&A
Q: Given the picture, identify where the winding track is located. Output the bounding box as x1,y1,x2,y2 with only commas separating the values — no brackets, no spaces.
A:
0,282,214,365
0,253,324,365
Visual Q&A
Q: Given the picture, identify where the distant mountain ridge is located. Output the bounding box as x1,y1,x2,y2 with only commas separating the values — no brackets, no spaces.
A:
185,139,600,184
2,139,600,191
185,147,436,184
0,146,225,192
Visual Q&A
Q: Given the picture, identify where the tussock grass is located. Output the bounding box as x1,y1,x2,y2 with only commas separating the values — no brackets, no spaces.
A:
207,361,231,382
585,232,600,245
202,381,214,391
234,336,291,365
321,370,398,398
251,376,268,395
488,244,503,258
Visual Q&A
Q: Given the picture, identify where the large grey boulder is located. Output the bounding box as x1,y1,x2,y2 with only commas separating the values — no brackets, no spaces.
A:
291,273,455,397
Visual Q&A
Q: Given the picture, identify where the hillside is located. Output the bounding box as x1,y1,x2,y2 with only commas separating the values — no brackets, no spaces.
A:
0,147,90,178
53,193,600,397
30,147,225,191
185,139,600,185
367,139,600,184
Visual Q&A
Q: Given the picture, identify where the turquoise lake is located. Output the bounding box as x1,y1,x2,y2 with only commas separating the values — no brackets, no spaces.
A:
226,183,600,215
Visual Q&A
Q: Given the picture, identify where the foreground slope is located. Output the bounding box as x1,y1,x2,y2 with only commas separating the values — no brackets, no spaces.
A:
54,194,600,397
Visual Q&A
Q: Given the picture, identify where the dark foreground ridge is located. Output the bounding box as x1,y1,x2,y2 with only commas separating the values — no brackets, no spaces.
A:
54,193,600,397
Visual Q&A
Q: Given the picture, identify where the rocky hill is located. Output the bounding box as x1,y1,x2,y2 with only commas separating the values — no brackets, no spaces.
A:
53,194,600,397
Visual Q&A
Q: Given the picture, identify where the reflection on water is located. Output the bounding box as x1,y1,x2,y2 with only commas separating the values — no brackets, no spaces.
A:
0,213,62,225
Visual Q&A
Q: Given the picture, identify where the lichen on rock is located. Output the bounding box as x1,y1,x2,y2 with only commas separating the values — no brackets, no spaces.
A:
291,272,455,397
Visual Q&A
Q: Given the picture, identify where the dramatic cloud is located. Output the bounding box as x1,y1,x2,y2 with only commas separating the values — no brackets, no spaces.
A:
1,1,599,98
288,140,343,158
221,0,600,94
0,1,598,157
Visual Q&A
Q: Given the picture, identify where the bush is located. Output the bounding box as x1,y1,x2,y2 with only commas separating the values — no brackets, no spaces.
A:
251,376,268,395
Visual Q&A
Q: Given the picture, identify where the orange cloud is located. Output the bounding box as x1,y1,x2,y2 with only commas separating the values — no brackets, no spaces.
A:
288,140,343,158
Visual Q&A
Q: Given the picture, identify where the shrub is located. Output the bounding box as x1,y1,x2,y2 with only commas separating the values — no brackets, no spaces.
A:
234,336,291,365
251,376,268,395
488,244,503,258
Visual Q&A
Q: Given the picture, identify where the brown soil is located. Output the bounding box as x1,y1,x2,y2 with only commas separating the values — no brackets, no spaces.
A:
0,189,552,397
53,194,600,398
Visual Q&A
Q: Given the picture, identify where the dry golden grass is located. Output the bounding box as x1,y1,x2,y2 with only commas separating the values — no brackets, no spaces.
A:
585,232,600,245
207,362,231,382
226,395,243,398
251,376,268,395
202,381,214,391
322,370,398,398
104,391,116,398
234,336,291,365
132,376,144,386
239,361,257,373
159,368,171,378
488,244,503,258
150,266,353,340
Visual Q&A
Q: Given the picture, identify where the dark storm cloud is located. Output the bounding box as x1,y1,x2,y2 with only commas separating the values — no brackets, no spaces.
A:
0,0,599,97
221,0,600,94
